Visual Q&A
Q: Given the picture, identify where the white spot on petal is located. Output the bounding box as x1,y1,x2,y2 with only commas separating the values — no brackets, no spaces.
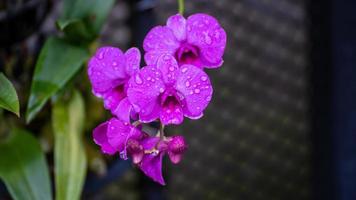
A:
135,74,143,84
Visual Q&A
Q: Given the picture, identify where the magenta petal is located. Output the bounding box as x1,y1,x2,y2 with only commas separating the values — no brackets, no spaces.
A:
167,14,187,41
168,152,183,164
106,118,132,152
168,135,187,164
160,99,184,125
127,140,144,164
103,85,126,113
186,13,227,68
124,47,141,76
143,26,179,65
93,121,117,155
175,65,213,119
113,97,133,122
127,65,165,123
139,153,165,185
156,54,179,85
138,137,165,185
139,100,161,123
88,47,127,95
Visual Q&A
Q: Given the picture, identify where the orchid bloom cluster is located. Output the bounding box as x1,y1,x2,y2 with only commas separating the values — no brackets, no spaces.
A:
88,13,226,185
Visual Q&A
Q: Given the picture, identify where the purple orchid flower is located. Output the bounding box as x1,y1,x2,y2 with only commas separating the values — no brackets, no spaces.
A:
127,54,213,125
92,118,142,157
143,13,226,69
88,47,141,122
93,117,187,185
138,135,187,185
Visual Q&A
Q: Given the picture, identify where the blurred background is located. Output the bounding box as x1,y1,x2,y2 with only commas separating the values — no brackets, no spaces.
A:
0,0,355,200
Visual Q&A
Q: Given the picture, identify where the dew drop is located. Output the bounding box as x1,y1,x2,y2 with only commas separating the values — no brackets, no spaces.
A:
169,66,175,71
196,106,201,110
201,76,207,81
181,67,188,73
164,55,171,61
135,74,143,84
189,91,193,95
205,35,212,45
185,81,190,87
194,89,200,93
147,76,152,81
159,88,165,93
112,62,117,66
98,52,104,59
206,95,212,101
166,109,171,113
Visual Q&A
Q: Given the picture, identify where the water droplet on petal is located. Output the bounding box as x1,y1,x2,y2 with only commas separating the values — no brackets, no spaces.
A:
189,91,193,95
194,89,200,93
159,88,164,93
98,52,104,59
205,35,212,45
113,62,117,66
164,55,171,61
201,76,207,81
147,76,152,81
135,74,143,84
185,81,190,87
166,109,171,113
181,67,188,73
206,96,212,101
196,106,201,110
169,66,175,71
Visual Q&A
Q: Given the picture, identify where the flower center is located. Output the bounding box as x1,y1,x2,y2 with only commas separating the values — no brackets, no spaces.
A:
175,43,200,65
113,84,126,100
162,95,179,111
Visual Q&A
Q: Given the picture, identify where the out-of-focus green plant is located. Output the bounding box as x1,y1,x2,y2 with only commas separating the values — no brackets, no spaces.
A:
0,129,52,200
0,0,115,199
0,73,19,116
53,90,86,200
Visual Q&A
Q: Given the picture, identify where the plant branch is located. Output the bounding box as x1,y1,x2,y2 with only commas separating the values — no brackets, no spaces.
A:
178,0,184,15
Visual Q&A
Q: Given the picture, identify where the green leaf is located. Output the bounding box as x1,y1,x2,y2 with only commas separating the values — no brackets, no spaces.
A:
52,90,87,200
26,37,89,123
56,19,96,43
0,129,52,200
61,0,115,35
0,73,20,116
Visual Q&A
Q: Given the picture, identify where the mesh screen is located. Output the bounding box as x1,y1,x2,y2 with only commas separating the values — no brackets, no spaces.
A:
90,0,311,199
154,0,311,199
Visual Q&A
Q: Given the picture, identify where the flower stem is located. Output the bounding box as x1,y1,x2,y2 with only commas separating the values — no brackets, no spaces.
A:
159,123,165,139
132,120,141,127
178,0,184,15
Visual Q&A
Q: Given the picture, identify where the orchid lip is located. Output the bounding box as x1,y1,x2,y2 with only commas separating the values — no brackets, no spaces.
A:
175,43,200,66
